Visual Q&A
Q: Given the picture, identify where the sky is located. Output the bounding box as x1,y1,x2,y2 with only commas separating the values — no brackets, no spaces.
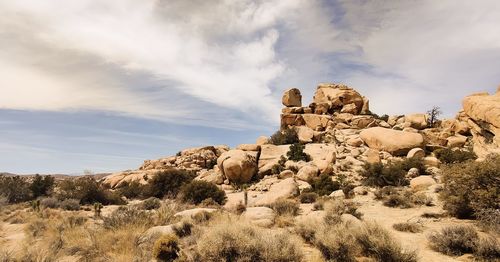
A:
1,0,499,174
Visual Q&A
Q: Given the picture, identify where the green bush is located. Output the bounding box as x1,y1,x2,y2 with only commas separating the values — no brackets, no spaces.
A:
434,148,477,164
299,192,318,203
29,175,55,199
428,225,479,256
361,162,408,187
309,173,340,196
117,180,144,199
141,197,161,210
0,175,32,203
152,234,180,262
270,127,299,145
440,154,500,218
144,169,195,199
56,177,123,205
287,143,310,162
179,180,226,205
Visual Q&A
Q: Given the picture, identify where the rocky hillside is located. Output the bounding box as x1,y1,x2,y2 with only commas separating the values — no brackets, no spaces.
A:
102,83,499,205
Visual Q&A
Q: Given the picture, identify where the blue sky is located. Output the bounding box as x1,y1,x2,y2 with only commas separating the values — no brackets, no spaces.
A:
1,0,499,174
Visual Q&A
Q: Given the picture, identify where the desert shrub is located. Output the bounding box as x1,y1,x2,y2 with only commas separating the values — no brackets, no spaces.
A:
393,222,423,233
383,192,413,208
271,156,287,175
376,187,432,208
59,199,80,211
410,192,434,206
117,180,144,199
0,175,32,203
374,186,398,200
40,197,60,209
268,198,300,216
144,169,195,199
287,143,310,162
475,236,500,261
172,220,193,238
270,127,299,145
476,209,500,234
142,197,161,210
309,173,340,196
194,218,303,261
29,174,55,198
152,234,180,262
394,157,428,176
361,162,408,187
315,222,358,262
428,225,479,256
191,211,213,224
57,177,123,205
103,207,154,229
323,200,363,225
0,195,7,207
336,174,356,198
299,192,318,203
179,180,226,205
435,148,477,164
421,212,446,219
355,222,417,262
440,154,500,218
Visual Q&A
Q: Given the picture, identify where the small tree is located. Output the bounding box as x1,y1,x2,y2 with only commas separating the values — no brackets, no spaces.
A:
30,174,55,198
287,143,310,162
427,106,442,127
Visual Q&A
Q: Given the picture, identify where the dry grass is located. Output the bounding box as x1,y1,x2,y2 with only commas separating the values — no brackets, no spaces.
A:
192,215,304,262
393,221,424,233
428,225,479,256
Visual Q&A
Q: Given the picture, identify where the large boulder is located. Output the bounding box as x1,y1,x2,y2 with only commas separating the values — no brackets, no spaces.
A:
295,126,314,143
405,114,429,130
302,114,332,131
360,127,424,156
282,88,302,107
217,150,257,184
462,91,500,157
296,164,319,181
313,83,365,114
304,144,336,173
253,178,299,206
242,207,276,227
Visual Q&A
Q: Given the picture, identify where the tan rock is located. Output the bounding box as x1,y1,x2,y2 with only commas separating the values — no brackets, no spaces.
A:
281,107,303,114
351,115,376,129
361,96,370,115
340,103,358,114
329,190,345,199
302,114,332,131
446,135,467,148
304,144,336,173
242,207,276,227
280,113,305,128
278,170,294,179
313,83,364,114
410,176,436,190
347,137,364,147
236,144,261,152
405,114,429,130
253,178,299,206
296,165,319,181
256,136,270,145
174,208,217,219
360,127,424,156
217,150,257,184
295,126,314,143
407,148,425,159
196,169,224,185
366,149,381,163
423,156,440,167
282,88,302,107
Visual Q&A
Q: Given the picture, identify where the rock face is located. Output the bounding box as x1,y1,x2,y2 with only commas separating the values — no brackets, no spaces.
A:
242,207,276,227
282,88,302,107
313,83,365,114
217,150,258,184
462,91,500,157
360,127,424,156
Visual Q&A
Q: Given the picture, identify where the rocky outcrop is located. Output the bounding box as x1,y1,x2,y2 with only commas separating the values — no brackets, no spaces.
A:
462,90,500,157
313,83,365,115
217,150,258,184
360,127,424,156
282,88,302,107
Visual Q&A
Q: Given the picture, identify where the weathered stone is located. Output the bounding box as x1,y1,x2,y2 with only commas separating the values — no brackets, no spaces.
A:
365,149,381,163
329,190,345,200
296,165,319,181
410,176,436,190
242,207,276,227
347,137,364,147
236,144,261,152
361,96,370,115
351,115,376,129
360,127,424,156
295,126,314,143
256,136,270,145
282,88,302,107
407,148,425,159
174,208,217,219
304,144,336,174
217,150,257,184
405,114,429,130
278,170,294,179
302,114,332,131
281,113,305,128
313,83,364,114
423,156,440,167
253,178,299,206
407,168,420,178
281,107,303,114
340,103,358,114
446,135,467,148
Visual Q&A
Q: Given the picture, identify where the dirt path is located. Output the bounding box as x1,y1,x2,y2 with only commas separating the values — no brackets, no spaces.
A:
0,221,26,255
